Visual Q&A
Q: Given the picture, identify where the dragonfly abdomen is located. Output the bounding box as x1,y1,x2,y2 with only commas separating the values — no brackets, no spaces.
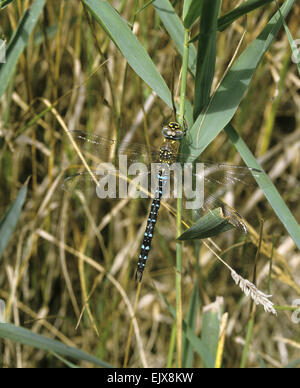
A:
135,173,164,282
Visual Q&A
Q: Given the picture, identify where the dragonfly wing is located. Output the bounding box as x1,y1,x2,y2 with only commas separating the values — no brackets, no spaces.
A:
63,170,111,197
180,163,257,234
201,194,248,233
177,194,248,236
190,161,263,188
158,163,254,235
63,169,154,200
68,130,160,166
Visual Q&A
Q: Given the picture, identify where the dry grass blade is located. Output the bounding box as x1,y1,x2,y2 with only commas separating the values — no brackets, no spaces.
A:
36,229,148,367
0,0,299,368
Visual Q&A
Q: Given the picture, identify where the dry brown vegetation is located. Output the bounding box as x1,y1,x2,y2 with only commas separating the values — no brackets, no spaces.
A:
0,0,299,368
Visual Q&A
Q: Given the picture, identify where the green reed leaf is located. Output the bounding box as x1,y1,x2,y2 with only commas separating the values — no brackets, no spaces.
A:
82,0,173,108
225,124,300,250
178,208,235,241
0,182,28,260
0,323,112,367
0,0,46,98
0,0,15,10
153,0,197,75
181,0,295,161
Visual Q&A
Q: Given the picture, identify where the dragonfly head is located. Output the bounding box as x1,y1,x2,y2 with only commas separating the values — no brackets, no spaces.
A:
162,122,186,140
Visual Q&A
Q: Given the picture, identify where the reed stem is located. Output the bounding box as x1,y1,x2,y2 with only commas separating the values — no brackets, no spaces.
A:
175,26,190,368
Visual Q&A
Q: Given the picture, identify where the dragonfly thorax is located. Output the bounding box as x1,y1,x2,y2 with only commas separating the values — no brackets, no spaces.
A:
159,139,180,164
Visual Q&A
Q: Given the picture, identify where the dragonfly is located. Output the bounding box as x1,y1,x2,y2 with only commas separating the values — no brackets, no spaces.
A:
64,122,265,282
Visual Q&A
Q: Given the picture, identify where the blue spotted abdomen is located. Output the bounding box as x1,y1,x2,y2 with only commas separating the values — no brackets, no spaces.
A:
135,175,164,282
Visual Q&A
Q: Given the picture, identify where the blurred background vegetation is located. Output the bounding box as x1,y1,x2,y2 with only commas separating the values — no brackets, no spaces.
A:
0,0,299,368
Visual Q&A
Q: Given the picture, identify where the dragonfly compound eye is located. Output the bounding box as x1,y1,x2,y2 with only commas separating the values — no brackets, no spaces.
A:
169,122,180,129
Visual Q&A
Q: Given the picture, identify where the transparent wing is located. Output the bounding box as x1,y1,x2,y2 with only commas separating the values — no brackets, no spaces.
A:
68,130,160,166
63,173,254,235
177,163,265,234
63,169,156,200
68,131,266,188
65,130,267,234
183,194,249,234
158,164,265,234
190,161,265,188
